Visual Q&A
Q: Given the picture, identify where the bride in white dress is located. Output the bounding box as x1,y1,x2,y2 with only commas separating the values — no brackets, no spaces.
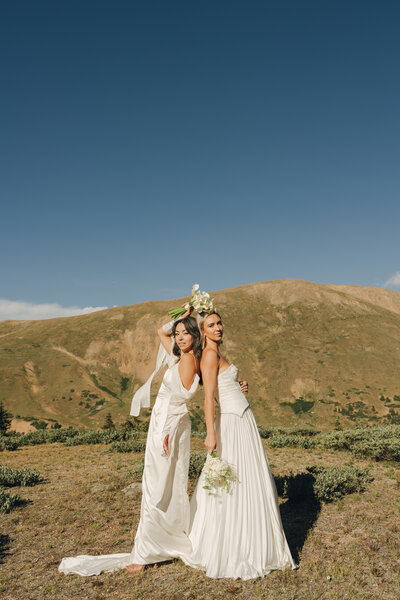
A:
180,311,298,580
58,308,201,576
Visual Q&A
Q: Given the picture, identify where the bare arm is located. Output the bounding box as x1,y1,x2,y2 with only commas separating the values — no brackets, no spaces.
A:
157,320,174,354
157,305,193,353
201,349,219,454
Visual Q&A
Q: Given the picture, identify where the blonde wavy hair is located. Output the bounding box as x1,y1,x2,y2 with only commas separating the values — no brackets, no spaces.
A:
196,310,223,349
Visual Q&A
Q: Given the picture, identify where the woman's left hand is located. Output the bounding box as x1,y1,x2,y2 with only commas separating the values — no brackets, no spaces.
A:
180,303,193,319
163,434,169,456
239,380,248,394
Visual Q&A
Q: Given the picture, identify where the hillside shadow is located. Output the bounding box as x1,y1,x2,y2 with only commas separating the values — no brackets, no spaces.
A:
275,473,321,565
0,534,11,564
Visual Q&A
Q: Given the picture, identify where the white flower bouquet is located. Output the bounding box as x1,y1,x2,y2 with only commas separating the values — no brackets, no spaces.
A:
203,451,237,494
168,284,215,320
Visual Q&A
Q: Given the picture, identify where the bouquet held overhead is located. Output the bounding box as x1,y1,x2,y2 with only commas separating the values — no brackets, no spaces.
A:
168,284,215,320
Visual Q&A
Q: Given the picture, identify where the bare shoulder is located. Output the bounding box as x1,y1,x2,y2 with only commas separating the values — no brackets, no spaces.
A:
179,352,196,372
201,348,219,368
180,352,195,364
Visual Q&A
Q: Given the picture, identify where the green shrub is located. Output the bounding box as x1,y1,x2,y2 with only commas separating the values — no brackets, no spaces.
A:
286,427,319,437
269,433,317,449
258,426,273,439
274,465,372,503
258,426,318,440
109,440,145,453
32,420,48,430
189,452,206,479
306,465,372,502
1,427,144,451
0,487,21,513
317,424,400,461
351,439,400,462
0,438,20,451
0,465,42,487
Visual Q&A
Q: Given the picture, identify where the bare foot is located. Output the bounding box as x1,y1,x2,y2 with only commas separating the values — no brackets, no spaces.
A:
124,563,145,573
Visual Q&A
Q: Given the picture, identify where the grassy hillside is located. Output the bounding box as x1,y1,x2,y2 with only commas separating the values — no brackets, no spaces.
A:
1,278,400,430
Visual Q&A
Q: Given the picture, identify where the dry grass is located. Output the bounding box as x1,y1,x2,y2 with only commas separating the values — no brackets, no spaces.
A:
1,439,399,600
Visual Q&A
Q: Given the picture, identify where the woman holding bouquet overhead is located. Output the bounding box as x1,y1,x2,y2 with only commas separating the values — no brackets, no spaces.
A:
181,310,297,580
59,305,202,576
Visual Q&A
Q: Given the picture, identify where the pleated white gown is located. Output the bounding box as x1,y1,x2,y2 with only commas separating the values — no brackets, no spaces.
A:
58,359,199,576
181,364,297,580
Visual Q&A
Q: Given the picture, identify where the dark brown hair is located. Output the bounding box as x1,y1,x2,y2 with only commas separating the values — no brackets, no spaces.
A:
171,316,202,382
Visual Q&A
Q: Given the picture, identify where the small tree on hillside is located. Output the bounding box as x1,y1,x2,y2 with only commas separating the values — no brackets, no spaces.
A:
102,412,115,430
121,417,136,431
0,401,13,434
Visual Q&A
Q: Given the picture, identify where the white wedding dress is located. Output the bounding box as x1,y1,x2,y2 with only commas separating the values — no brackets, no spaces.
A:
58,345,199,576
181,363,297,580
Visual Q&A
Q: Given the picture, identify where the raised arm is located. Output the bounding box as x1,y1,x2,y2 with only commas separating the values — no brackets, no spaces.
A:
157,320,174,354
201,349,219,454
157,305,192,353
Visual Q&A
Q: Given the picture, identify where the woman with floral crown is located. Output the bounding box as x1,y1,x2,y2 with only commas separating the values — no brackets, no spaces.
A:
180,309,297,580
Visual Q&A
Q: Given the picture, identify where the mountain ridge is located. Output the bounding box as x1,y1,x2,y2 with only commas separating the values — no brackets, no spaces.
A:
1,278,400,431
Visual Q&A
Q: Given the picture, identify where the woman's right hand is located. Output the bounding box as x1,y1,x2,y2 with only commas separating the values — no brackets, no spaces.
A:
163,434,169,456
204,430,217,455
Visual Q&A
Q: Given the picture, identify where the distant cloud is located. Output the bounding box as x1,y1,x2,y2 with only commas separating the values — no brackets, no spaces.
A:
383,272,400,287
0,298,109,321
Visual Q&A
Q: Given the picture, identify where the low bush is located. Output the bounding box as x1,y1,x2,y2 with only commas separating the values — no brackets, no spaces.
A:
0,487,21,513
274,465,372,503
0,438,20,451
0,465,42,487
189,452,206,479
63,430,135,446
109,440,145,453
258,426,318,439
269,433,317,449
317,424,400,462
258,426,274,439
1,427,141,451
306,465,372,502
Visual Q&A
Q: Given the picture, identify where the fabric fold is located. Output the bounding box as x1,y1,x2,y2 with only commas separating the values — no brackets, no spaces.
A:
155,366,199,511
130,320,177,417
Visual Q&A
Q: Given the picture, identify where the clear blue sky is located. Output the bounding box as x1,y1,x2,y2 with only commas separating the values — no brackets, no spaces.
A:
1,0,400,318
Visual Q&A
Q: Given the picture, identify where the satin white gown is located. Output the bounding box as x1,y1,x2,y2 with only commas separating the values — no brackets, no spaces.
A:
181,363,297,580
58,354,199,576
